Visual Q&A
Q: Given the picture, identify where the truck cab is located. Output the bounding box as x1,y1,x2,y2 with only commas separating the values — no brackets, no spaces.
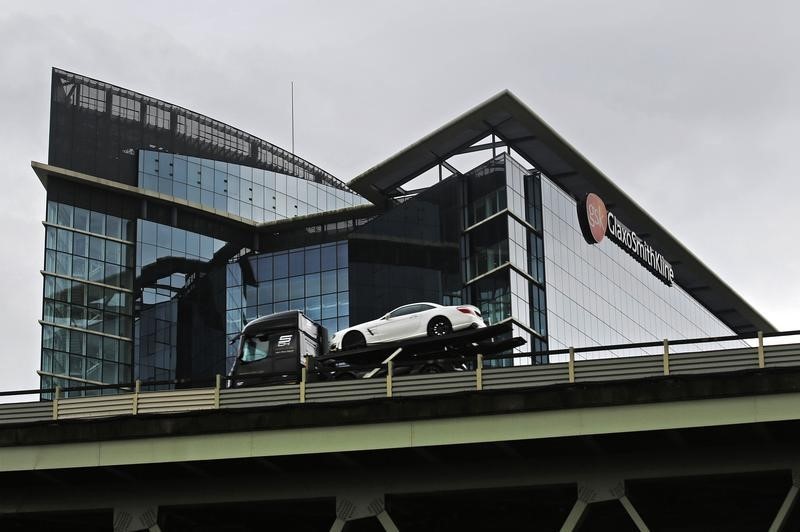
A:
228,310,327,387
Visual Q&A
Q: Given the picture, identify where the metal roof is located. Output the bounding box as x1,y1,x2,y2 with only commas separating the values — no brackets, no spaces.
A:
347,91,774,334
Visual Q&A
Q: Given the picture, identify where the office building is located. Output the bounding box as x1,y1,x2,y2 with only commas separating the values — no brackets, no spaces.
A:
35,68,773,394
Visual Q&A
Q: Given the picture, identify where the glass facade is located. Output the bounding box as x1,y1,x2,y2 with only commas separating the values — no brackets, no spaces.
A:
224,242,350,368
350,154,548,361
41,184,137,397
42,69,371,394
461,156,548,359
540,175,736,358
49,68,347,190
135,219,228,386
138,150,367,223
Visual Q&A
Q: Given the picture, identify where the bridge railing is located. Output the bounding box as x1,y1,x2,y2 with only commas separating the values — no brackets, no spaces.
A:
2,330,800,424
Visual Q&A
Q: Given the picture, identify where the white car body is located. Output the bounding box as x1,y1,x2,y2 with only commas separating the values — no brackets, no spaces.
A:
329,302,485,351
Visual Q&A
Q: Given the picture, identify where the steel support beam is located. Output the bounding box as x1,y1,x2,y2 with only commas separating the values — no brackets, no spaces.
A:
376,510,400,532
769,470,800,532
559,499,587,532
619,495,650,532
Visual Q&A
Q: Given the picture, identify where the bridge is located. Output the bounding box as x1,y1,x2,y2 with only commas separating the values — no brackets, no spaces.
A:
1,332,800,531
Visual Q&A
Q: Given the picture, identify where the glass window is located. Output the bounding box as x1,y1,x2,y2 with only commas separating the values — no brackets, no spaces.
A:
88,260,104,283
106,241,122,265
45,226,57,250
289,251,304,276
89,237,105,261
73,233,88,257
321,270,337,294
56,252,72,276
337,269,349,293
47,201,58,223
73,208,90,232
72,256,88,279
274,278,289,301
89,212,105,235
305,273,321,297
242,336,270,362
257,281,273,304
304,248,321,273
57,204,73,227
56,228,72,253
301,297,320,321
106,216,122,239
273,254,288,278
103,337,119,361
337,243,348,268
321,294,337,319
289,276,304,299
388,304,422,318
45,250,56,273
321,245,337,271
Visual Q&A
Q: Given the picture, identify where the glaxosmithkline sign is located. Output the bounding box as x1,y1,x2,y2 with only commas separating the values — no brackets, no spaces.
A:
577,193,675,286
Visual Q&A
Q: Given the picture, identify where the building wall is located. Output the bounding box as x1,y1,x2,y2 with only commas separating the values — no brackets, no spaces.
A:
540,175,735,356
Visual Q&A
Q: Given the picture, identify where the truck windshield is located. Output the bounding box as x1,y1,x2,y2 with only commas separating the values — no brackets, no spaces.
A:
241,336,269,363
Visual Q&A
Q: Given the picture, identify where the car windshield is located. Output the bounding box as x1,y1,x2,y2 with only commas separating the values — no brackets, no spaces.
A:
241,335,269,363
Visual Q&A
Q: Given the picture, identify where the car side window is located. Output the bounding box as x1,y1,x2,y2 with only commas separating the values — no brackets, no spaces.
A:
416,304,435,312
388,305,419,318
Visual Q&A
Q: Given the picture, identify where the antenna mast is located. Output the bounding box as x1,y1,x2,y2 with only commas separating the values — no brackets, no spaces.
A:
291,81,295,153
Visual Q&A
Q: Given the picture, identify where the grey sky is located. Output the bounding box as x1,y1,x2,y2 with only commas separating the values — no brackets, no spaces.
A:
0,0,798,394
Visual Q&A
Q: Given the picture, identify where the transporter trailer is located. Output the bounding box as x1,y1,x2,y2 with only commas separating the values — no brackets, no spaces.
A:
228,310,525,387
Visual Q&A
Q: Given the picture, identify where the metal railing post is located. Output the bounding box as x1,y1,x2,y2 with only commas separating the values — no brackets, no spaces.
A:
568,347,575,383
663,339,670,376
758,331,765,369
300,366,307,403
476,354,484,391
387,360,393,398
214,374,221,409
132,379,141,415
52,386,61,420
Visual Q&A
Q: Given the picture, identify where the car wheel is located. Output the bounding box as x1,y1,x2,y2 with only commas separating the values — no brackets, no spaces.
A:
341,331,366,350
427,317,452,337
419,364,443,374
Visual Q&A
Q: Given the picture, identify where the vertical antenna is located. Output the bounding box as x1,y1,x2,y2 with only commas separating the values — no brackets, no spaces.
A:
291,81,295,153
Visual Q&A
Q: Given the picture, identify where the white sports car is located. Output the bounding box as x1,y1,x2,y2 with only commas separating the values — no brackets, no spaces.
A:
329,302,485,351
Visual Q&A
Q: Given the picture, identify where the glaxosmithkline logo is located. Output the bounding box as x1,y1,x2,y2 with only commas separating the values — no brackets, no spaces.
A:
578,193,675,286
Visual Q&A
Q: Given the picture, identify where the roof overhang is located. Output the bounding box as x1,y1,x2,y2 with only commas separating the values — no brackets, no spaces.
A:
347,91,775,334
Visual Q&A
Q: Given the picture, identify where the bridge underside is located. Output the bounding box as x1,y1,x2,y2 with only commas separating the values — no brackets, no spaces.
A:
2,421,800,531
3,369,800,530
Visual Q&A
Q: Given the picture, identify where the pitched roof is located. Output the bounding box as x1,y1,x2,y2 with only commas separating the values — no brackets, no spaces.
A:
348,91,774,334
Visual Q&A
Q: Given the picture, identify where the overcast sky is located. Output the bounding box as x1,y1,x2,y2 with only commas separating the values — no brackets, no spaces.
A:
0,0,798,395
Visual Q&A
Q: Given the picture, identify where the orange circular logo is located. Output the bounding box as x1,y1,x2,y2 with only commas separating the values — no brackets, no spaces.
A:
585,193,607,243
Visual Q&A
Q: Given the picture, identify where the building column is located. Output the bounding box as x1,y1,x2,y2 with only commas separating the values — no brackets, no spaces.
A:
329,494,399,532
113,505,159,532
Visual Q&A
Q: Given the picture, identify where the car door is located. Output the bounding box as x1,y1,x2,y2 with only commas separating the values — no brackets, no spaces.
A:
370,304,422,342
